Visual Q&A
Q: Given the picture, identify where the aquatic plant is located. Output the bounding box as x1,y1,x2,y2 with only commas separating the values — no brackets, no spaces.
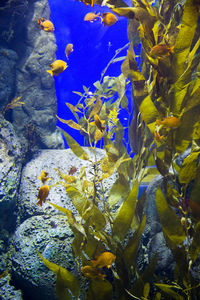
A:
2,96,24,115
35,0,200,299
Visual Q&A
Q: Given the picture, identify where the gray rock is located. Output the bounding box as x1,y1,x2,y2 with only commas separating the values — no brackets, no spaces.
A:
17,148,116,224
0,273,23,300
0,113,22,231
11,214,75,300
0,48,18,112
11,0,64,152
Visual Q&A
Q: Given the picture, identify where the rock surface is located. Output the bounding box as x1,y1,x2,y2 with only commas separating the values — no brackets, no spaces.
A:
11,214,74,300
0,113,22,231
0,273,23,300
11,0,64,152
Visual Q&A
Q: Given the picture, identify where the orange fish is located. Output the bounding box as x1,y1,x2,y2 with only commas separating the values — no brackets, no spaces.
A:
84,12,100,22
101,13,118,26
81,265,106,280
46,60,67,76
36,185,50,206
38,170,51,184
65,43,73,59
80,0,94,7
37,18,54,32
154,130,164,142
68,166,77,175
91,251,116,269
150,44,174,57
92,115,106,132
156,116,180,128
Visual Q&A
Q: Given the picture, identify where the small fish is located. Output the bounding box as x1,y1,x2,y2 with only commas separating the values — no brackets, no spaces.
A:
154,130,164,142
80,0,94,7
46,60,67,76
91,251,116,269
101,13,118,26
38,170,51,184
65,43,73,59
36,185,50,206
37,17,54,32
68,166,77,175
91,115,106,132
84,12,100,22
150,44,174,57
156,116,180,128
81,265,106,280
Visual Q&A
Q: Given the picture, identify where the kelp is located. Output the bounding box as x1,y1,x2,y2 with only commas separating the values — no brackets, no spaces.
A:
34,0,200,299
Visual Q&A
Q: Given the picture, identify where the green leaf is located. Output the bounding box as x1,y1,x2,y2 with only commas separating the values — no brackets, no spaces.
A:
190,221,200,263
155,283,184,300
107,173,130,206
89,97,102,120
61,129,89,160
172,0,198,80
48,202,87,238
64,185,90,216
179,151,200,184
137,95,159,133
58,117,86,133
83,205,106,231
156,188,185,245
112,180,139,241
36,249,80,299
86,279,113,300
124,216,146,267
56,268,73,300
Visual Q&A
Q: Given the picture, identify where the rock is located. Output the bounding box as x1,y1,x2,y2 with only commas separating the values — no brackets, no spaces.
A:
0,273,23,300
0,48,18,112
10,0,64,152
17,148,116,224
11,215,75,300
0,113,22,231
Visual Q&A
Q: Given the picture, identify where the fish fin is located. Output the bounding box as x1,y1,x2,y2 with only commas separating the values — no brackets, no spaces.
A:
44,28,50,31
36,199,42,206
41,17,45,21
46,70,53,76
37,18,41,24
90,260,97,267
170,46,174,54
90,121,95,126
156,119,162,125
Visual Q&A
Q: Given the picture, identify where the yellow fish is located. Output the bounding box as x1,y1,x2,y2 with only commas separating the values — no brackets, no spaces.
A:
156,116,180,128
81,265,106,280
91,251,116,269
84,12,100,22
38,170,51,184
101,13,118,26
80,0,94,7
37,18,54,32
91,115,106,132
47,60,67,76
150,44,174,57
65,43,73,59
36,185,50,206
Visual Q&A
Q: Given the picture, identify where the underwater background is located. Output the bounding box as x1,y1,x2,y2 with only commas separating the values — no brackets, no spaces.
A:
0,0,200,299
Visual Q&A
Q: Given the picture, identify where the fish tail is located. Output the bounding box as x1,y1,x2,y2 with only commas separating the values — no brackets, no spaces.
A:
46,70,53,76
37,18,41,25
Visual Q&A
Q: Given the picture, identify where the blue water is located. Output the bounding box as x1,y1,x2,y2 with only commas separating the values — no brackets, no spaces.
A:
48,0,134,148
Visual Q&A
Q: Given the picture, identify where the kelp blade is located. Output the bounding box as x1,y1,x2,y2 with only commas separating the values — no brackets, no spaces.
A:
36,249,80,299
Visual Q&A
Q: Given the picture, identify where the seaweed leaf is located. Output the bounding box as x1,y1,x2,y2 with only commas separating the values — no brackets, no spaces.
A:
190,221,200,263
124,216,146,268
61,129,89,160
155,283,184,300
112,180,139,241
156,187,185,246
36,249,80,299
107,173,130,206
